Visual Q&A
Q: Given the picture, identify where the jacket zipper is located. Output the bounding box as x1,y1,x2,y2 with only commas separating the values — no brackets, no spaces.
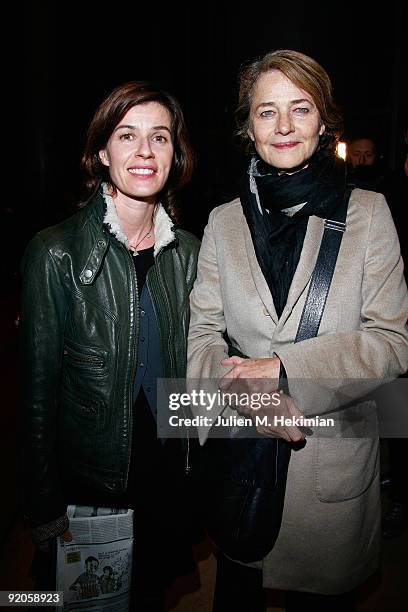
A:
123,248,140,489
151,247,176,375
148,249,191,475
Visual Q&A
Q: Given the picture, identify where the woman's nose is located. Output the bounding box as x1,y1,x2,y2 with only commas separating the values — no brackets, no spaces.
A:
275,112,294,135
134,137,154,158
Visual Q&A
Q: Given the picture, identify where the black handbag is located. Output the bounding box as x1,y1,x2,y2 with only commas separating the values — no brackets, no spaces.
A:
199,190,350,563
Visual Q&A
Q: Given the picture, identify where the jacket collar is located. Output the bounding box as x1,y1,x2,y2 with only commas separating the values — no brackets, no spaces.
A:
79,184,176,285
102,183,175,257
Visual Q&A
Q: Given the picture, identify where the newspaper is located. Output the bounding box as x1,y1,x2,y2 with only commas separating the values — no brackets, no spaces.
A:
56,505,133,611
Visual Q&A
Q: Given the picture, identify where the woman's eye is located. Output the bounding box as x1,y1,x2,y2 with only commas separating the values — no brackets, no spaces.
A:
293,107,310,114
260,110,274,118
119,133,134,141
153,134,168,143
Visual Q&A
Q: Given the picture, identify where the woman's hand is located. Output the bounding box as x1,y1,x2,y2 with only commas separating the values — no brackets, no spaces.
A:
61,530,73,542
219,356,305,442
37,530,73,553
250,393,305,442
220,355,281,383
219,356,281,398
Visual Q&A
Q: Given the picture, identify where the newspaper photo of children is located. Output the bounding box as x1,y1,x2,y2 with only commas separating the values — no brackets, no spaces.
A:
69,556,100,599
100,566,115,594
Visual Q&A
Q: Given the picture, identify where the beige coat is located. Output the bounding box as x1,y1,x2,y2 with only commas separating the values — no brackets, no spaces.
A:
187,188,408,594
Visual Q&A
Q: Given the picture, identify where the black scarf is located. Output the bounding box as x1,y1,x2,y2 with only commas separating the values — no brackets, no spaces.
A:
240,148,347,318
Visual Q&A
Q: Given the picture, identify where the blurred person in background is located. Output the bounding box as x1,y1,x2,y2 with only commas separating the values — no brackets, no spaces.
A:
346,134,391,192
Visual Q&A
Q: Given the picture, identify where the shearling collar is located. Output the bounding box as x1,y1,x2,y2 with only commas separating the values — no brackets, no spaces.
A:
102,183,175,257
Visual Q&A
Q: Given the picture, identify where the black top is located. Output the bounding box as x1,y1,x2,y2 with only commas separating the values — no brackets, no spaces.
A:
128,245,158,499
131,246,154,296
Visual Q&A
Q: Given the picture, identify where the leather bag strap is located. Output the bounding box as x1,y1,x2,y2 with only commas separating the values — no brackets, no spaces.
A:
295,188,351,343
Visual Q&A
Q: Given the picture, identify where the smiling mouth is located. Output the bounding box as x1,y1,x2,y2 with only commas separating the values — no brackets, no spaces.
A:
272,142,300,149
128,168,156,176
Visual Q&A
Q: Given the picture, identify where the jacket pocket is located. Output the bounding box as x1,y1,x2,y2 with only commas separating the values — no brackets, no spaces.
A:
314,436,379,502
62,339,109,378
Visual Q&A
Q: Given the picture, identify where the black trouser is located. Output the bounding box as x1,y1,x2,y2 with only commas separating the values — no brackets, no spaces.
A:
388,438,408,503
213,553,264,612
213,554,356,612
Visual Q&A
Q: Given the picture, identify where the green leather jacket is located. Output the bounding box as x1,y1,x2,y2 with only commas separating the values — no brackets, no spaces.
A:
20,189,200,527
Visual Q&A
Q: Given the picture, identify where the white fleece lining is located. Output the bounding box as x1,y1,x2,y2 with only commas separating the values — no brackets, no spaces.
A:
102,183,175,257
152,202,176,256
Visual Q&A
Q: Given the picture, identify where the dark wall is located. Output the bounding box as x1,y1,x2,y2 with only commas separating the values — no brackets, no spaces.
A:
22,0,406,242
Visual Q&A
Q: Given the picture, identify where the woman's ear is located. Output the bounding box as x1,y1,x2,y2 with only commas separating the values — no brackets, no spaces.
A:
99,149,110,167
319,124,326,137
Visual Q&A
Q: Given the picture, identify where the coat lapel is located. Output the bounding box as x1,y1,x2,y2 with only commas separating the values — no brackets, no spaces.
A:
278,215,324,327
243,217,279,323
243,212,325,328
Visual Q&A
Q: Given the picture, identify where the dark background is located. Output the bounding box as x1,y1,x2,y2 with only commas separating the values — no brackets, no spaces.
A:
0,0,406,586
21,0,407,243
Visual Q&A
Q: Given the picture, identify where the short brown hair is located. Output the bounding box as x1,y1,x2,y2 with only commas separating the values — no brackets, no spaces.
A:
82,81,194,222
236,49,343,154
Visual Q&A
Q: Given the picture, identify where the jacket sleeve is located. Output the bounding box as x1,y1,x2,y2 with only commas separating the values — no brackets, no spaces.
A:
274,193,408,414
172,229,201,296
188,210,232,381
182,232,201,294
20,234,69,528
187,211,237,443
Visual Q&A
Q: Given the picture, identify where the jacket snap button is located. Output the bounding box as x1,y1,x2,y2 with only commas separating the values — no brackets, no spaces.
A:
263,307,271,316
97,240,106,247
140,310,146,317
84,269,93,279
139,362,144,368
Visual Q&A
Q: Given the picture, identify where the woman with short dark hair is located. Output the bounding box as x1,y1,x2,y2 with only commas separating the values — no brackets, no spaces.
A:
21,81,200,609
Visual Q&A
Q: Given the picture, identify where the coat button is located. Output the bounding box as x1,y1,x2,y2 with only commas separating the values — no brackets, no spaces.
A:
263,306,271,316
140,310,146,317
97,239,106,247
84,269,93,279
139,362,144,368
